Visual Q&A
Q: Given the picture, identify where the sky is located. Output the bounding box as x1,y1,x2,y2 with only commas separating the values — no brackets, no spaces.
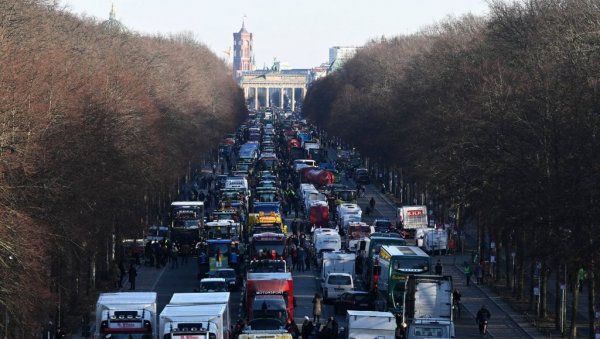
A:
59,0,491,69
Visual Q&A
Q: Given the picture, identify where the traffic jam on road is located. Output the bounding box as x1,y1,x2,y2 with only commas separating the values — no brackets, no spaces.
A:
95,108,456,339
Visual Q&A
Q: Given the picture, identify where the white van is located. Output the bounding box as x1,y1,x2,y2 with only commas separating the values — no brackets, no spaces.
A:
293,159,317,172
322,272,354,301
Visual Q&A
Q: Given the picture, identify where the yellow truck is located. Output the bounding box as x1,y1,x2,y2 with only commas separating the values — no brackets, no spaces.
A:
248,211,287,235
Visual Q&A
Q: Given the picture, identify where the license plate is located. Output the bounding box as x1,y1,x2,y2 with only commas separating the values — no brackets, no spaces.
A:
334,288,344,291
359,304,368,307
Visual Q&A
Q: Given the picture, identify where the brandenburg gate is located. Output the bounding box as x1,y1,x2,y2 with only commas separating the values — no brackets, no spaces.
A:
240,71,308,112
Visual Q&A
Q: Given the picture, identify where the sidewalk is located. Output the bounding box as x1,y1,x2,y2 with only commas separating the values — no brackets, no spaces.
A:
439,254,548,338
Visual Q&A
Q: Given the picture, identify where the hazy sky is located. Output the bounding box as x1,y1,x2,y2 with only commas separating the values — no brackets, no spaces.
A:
59,0,490,69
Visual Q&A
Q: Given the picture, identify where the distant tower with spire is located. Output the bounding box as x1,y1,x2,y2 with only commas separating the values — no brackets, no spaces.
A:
102,3,127,33
233,20,254,78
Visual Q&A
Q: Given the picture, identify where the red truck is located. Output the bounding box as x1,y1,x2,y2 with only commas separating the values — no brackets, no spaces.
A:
300,168,335,188
309,201,330,228
245,272,294,323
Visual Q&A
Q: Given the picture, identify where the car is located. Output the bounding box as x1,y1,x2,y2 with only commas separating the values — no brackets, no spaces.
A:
372,219,394,233
354,168,370,184
197,277,228,292
208,268,239,291
322,272,354,301
333,291,375,315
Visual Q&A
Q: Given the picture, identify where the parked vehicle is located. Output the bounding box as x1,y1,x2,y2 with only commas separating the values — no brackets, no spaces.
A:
94,292,157,339
159,303,227,339
198,278,228,292
402,275,454,338
345,311,396,339
208,268,240,291
168,292,232,339
376,246,431,316
322,272,354,302
420,228,448,255
396,206,428,238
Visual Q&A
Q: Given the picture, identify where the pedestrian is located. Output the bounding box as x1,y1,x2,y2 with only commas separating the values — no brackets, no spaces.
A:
463,262,472,287
181,243,190,264
171,244,179,268
369,197,375,210
312,293,322,323
128,265,137,290
291,247,298,272
578,267,587,292
292,218,299,235
381,183,386,194
305,246,311,271
325,316,339,339
302,317,314,339
476,262,484,285
294,199,300,218
435,260,443,275
286,318,300,339
298,247,306,272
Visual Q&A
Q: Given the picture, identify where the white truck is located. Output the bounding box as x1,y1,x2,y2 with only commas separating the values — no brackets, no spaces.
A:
95,292,157,339
321,251,356,282
168,292,231,338
403,275,454,338
397,205,428,238
313,229,342,265
159,303,227,339
420,228,449,254
345,310,396,339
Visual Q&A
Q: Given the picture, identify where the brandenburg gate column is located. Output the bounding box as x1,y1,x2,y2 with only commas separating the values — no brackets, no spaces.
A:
254,87,258,110
280,88,284,109
291,88,296,112
266,87,270,108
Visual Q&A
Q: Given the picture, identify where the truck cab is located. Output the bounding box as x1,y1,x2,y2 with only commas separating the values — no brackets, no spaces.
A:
406,318,455,339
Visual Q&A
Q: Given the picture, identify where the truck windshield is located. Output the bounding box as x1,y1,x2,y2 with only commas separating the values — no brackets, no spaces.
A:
208,243,230,257
252,241,285,256
337,190,356,201
392,258,430,273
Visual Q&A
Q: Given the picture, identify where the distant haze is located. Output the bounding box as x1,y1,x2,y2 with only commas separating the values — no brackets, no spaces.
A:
60,0,490,69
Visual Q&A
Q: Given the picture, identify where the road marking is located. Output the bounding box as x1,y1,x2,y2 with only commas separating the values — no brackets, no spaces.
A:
150,265,168,291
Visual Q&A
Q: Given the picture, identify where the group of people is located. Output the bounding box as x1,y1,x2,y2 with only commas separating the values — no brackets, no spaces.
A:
463,260,486,287
108,260,138,290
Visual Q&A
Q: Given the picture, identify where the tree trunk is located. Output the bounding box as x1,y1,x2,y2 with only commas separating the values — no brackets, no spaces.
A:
541,265,548,318
569,277,580,339
555,265,561,331
587,265,595,339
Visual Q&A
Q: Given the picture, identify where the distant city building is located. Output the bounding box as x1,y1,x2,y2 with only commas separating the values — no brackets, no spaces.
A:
328,46,360,73
311,63,330,82
101,3,127,33
233,22,255,79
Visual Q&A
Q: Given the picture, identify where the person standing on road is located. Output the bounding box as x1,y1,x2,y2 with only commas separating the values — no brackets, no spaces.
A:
435,260,443,275
463,262,472,286
312,293,322,324
302,316,314,339
369,197,376,210
128,265,137,290
298,247,306,272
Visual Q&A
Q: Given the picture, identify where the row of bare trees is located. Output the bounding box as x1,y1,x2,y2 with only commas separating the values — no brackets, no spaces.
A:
0,0,245,336
305,0,600,337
